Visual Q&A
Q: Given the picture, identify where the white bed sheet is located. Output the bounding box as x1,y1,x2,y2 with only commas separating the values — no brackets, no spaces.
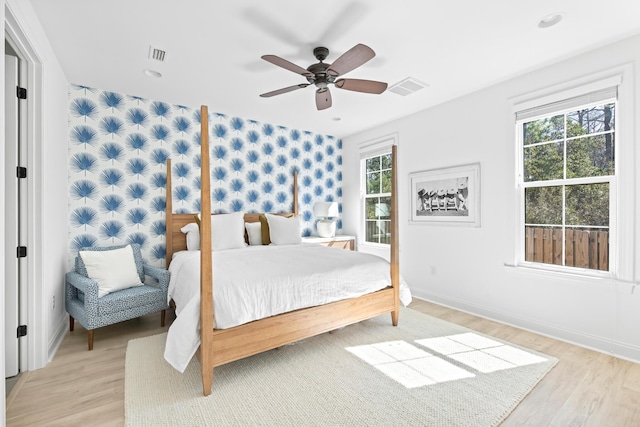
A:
164,244,412,372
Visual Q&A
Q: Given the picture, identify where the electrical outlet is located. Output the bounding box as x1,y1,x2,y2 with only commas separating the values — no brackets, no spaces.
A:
52,295,55,310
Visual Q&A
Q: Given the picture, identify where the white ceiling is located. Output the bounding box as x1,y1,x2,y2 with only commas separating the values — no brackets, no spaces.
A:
28,0,640,138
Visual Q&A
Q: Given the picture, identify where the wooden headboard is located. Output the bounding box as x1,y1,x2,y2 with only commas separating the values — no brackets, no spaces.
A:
164,161,299,268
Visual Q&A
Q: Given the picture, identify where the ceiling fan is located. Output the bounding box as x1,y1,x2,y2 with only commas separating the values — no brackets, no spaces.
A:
259,44,387,110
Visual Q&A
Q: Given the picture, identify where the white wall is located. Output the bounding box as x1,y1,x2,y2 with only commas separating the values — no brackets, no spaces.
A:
343,33,640,362
2,0,69,384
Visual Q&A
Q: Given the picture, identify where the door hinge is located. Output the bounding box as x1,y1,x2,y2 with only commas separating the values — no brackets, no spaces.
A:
17,86,27,99
17,246,27,258
17,167,27,178
17,325,27,338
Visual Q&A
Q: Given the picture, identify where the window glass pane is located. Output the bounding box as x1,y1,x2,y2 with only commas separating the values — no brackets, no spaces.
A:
567,104,615,137
377,197,391,219
365,197,377,220
381,169,392,193
378,220,391,244
381,154,392,170
366,172,380,194
523,142,564,182
523,115,564,145
366,157,380,173
565,183,609,227
566,134,614,178
365,220,377,243
525,186,562,225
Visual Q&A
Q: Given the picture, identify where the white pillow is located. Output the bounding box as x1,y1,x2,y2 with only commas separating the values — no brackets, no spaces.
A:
211,212,246,250
245,222,262,246
181,222,200,250
265,214,302,245
79,245,143,298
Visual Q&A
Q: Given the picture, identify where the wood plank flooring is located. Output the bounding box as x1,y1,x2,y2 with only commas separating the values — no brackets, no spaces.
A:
6,299,640,426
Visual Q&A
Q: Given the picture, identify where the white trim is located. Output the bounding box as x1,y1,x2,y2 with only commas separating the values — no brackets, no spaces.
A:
1,3,7,421
358,134,397,248
5,3,48,371
512,65,634,280
357,133,397,159
511,73,622,115
411,291,640,364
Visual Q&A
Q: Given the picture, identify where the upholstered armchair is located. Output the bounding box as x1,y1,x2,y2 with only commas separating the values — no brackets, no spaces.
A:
65,244,170,350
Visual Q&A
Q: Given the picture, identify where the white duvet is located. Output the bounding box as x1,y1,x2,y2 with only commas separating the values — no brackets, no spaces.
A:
164,244,412,372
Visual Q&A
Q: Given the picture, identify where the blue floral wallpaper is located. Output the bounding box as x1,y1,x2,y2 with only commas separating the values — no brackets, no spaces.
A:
67,84,343,267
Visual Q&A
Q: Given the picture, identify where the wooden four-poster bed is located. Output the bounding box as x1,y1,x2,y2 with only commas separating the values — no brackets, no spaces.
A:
164,105,400,396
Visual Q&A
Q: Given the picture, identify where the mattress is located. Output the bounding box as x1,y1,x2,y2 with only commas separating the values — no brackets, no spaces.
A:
164,244,411,372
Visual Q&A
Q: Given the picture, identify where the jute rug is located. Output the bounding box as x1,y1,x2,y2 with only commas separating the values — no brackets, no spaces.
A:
125,308,557,426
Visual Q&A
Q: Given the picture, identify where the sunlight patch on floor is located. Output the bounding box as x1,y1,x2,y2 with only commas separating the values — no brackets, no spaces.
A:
346,340,474,388
346,333,548,388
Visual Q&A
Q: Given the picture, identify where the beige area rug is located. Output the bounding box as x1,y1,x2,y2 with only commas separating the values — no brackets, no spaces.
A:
125,308,557,426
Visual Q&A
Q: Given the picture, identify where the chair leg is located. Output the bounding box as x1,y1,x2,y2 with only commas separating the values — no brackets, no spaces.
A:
161,309,166,327
88,330,94,351
69,316,75,332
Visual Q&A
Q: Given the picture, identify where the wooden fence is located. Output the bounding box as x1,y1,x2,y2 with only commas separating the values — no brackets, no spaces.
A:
525,226,609,271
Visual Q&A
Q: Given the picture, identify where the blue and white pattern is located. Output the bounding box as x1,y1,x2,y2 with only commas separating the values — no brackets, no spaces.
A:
68,85,343,267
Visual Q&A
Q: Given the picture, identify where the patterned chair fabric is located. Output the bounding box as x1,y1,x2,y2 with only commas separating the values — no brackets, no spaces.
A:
65,244,170,350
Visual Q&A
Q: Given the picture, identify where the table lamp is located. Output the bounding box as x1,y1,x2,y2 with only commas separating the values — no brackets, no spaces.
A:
313,202,339,238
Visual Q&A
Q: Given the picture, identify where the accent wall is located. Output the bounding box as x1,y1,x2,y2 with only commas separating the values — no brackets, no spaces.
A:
67,85,342,267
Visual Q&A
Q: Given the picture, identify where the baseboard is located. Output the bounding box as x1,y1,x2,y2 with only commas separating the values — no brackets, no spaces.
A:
411,289,640,364
47,314,68,363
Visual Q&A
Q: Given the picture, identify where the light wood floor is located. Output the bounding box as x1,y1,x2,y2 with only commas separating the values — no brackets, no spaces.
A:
6,300,640,426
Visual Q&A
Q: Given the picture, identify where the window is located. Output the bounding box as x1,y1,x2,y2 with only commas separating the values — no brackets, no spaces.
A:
363,152,392,244
517,88,617,272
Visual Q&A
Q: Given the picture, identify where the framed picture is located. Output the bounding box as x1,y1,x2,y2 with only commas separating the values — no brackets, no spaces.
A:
409,163,480,226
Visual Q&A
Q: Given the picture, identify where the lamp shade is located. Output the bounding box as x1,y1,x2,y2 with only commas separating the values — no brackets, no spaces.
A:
313,202,339,219
314,202,339,238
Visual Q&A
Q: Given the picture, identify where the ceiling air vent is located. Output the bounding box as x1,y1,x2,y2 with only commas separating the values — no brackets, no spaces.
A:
388,77,428,96
149,46,166,62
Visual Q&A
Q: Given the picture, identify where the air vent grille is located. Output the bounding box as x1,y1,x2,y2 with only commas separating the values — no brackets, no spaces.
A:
149,46,166,62
388,77,428,96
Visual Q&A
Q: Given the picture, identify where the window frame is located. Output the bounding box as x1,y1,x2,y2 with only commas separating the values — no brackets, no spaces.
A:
358,136,396,249
512,72,631,279
362,152,392,245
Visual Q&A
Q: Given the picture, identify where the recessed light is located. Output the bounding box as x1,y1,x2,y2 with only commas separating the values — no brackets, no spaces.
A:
538,13,563,29
332,117,341,121
143,69,162,78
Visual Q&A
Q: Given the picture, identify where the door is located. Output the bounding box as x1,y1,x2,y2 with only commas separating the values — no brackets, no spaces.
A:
5,53,21,378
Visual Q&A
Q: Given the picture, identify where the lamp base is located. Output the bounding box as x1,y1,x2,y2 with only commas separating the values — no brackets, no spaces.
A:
317,219,336,238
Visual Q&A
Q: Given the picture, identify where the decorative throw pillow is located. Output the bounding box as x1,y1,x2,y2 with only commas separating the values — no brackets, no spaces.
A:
259,213,294,245
181,223,200,250
76,243,145,283
210,212,246,251
265,214,302,245
78,245,143,297
245,222,263,246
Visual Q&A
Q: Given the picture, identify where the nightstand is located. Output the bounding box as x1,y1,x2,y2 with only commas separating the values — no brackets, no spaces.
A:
302,235,355,250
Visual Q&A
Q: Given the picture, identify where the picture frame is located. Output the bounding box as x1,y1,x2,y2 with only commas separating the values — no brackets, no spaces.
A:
409,163,481,226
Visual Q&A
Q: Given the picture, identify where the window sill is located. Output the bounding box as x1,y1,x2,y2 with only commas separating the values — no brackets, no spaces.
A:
504,261,614,281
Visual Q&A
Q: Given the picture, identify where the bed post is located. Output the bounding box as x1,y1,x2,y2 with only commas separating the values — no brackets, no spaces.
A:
165,159,173,269
199,105,214,396
390,145,400,326
293,172,298,215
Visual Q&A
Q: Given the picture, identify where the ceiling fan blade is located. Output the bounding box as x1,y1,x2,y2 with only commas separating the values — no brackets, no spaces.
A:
261,55,313,77
334,78,387,94
326,43,375,77
316,88,332,110
260,84,310,98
